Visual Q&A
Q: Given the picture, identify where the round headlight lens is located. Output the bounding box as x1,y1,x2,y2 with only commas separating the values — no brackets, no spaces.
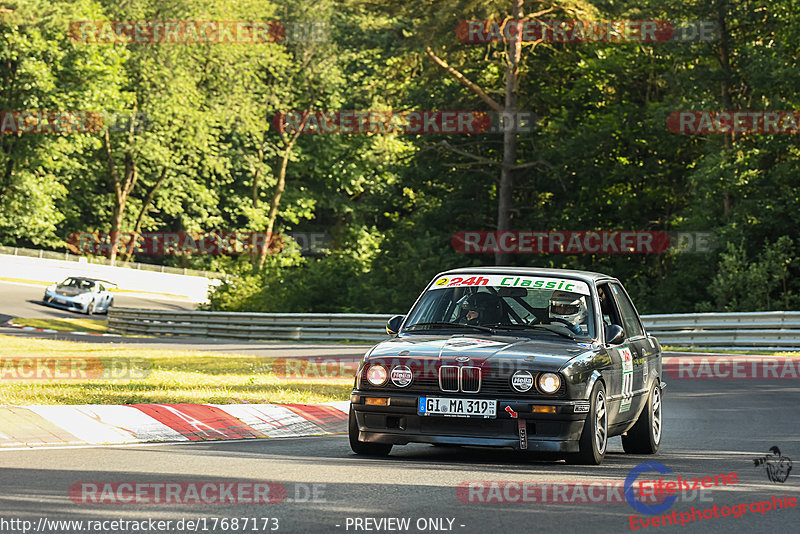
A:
538,372,561,394
366,364,388,386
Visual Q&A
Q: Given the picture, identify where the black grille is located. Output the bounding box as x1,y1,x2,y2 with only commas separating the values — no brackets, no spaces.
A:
461,366,481,393
439,365,459,392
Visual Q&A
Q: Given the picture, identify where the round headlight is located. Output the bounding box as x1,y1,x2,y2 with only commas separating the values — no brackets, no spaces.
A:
538,372,561,394
366,364,388,386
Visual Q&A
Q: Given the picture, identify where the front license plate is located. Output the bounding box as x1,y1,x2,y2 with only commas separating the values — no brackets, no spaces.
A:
418,397,496,418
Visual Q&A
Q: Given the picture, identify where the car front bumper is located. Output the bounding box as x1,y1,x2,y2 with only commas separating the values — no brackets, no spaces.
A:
350,391,589,452
43,291,89,312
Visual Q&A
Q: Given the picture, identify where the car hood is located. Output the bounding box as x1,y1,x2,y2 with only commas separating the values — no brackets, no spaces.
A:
367,334,599,371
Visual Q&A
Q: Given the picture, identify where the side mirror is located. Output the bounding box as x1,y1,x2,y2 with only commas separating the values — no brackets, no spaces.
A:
605,324,625,345
386,315,405,336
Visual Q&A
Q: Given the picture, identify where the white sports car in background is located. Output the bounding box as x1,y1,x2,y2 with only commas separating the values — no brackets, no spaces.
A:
43,277,115,315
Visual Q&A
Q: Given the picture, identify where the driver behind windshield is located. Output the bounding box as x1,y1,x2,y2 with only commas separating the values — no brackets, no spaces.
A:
548,290,588,335
457,292,503,326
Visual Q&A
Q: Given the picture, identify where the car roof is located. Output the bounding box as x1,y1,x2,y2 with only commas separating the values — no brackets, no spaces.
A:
438,266,618,285
63,277,111,284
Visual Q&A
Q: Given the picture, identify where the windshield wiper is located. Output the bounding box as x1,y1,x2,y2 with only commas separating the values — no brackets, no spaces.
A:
483,323,533,330
531,324,577,339
404,322,495,334
483,323,577,340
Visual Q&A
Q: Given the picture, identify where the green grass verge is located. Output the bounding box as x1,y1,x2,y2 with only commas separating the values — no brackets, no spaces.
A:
13,317,109,334
0,335,352,405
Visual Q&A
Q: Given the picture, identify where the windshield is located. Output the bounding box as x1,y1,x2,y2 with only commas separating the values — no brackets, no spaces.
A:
404,274,596,339
59,278,94,291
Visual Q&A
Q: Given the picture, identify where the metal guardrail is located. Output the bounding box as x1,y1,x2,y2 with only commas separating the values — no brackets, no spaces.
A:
109,308,392,342
643,311,800,350
107,309,800,350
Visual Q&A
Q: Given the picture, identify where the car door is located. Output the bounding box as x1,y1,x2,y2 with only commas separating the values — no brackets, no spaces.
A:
97,283,111,310
608,282,651,420
597,282,633,426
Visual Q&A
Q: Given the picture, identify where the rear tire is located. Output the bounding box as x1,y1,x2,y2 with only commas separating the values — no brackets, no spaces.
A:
566,381,608,465
349,407,392,456
622,381,662,454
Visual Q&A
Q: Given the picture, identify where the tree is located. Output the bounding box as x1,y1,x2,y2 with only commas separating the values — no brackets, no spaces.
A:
0,0,126,246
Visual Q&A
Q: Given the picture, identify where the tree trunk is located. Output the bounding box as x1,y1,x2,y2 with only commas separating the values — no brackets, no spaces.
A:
716,0,733,216
250,145,264,268
104,129,138,265
109,199,125,264
1,141,14,199
495,0,524,266
254,110,311,270
122,167,167,262
251,145,264,208
257,146,291,269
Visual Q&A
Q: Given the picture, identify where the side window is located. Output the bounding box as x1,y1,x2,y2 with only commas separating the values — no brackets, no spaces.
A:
597,283,622,328
611,283,644,338
407,291,443,324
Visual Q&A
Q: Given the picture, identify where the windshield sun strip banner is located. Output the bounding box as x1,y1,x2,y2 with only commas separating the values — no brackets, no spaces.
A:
430,274,590,295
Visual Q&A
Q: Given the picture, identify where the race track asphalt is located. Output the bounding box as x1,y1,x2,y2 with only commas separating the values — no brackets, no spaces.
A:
0,280,370,358
0,376,798,533
0,280,195,320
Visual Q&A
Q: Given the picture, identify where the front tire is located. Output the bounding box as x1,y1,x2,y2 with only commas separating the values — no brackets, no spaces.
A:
622,381,662,454
85,300,95,315
566,381,608,465
348,407,392,457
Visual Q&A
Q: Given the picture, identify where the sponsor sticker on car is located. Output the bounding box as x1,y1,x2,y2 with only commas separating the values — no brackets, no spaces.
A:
619,347,634,413
418,397,497,418
511,370,534,392
390,365,413,387
431,274,590,295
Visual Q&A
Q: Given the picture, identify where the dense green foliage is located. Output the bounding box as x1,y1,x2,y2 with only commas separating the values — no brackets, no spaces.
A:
1,0,798,313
